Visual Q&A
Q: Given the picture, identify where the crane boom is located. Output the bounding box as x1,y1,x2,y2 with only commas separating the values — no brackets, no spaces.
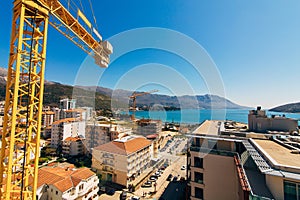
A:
0,1,112,199
129,90,159,120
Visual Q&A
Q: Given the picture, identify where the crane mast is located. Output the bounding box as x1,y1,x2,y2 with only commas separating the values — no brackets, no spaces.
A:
0,1,112,199
129,90,158,120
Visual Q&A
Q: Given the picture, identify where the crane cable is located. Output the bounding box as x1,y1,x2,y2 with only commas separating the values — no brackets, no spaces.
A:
78,0,85,14
88,0,99,31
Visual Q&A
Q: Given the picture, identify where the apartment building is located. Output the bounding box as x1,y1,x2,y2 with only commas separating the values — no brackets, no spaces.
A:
188,121,300,200
134,119,162,136
42,111,55,128
92,136,151,187
85,122,131,153
248,106,298,133
36,163,99,200
51,118,85,150
62,137,85,156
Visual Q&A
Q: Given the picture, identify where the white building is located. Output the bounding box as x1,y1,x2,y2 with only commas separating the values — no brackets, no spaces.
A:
51,118,85,149
36,163,99,200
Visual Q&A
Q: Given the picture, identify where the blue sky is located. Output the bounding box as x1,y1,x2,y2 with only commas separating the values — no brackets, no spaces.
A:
0,0,300,109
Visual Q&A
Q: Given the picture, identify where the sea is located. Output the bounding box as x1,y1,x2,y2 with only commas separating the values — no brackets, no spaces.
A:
125,109,300,124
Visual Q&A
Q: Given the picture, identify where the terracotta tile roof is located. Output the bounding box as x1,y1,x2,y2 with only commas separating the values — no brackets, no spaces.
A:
65,109,84,113
146,134,158,139
64,137,82,142
52,118,77,125
72,168,95,180
42,111,55,115
94,137,151,155
36,163,96,193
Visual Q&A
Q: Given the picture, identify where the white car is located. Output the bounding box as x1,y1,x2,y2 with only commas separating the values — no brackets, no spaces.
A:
181,165,186,170
131,196,140,200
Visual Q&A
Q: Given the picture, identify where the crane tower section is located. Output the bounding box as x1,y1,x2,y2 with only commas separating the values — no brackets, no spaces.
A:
0,0,113,199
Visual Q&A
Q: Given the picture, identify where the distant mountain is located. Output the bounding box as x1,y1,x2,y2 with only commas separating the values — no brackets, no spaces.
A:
80,86,250,110
0,67,250,110
269,102,300,113
0,67,119,110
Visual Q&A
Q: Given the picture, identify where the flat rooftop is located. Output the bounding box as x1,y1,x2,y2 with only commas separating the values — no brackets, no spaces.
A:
193,120,220,135
253,139,300,168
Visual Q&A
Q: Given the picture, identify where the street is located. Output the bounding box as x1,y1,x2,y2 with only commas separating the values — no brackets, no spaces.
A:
98,137,188,200
134,137,188,200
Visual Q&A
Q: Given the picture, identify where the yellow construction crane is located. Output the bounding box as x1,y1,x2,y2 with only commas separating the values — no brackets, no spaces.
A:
0,0,112,199
129,90,158,120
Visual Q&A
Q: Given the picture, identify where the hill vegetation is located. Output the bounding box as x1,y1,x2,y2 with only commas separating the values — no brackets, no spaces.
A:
269,102,300,113
0,67,250,111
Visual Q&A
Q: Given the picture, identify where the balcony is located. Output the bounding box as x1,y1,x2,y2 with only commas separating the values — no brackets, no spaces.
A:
189,146,237,157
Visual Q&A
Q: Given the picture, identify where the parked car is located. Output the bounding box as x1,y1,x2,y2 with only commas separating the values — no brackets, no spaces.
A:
181,165,186,170
106,188,115,195
172,176,178,182
141,181,152,188
120,190,127,200
149,176,157,182
167,174,173,181
155,171,161,177
130,196,140,200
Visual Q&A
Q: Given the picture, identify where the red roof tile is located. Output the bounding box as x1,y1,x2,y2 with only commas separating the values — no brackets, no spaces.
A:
94,137,151,155
36,163,96,193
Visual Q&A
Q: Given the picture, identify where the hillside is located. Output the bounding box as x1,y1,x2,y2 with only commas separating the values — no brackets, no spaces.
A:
0,67,250,110
269,102,300,113
88,86,250,110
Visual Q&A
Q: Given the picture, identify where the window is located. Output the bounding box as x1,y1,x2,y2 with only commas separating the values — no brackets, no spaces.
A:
208,139,217,149
56,191,58,195
284,181,298,200
194,172,203,184
79,184,84,191
195,138,201,146
194,157,203,168
195,187,203,199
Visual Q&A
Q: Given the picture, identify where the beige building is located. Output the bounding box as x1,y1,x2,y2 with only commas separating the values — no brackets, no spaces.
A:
62,137,85,156
42,111,55,128
85,123,131,153
248,106,298,133
188,120,300,200
188,136,251,200
92,136,152,187
36,163,99,200
134,119,162,136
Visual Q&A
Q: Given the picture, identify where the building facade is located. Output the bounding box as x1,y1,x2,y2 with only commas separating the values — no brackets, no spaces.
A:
42,111,55,128
51,118,85,151
36,163,99,200
134,119,162,136
92,136,151,187
187,130,300,200
85,123,131,153
248,107,298,133
62,137,85,156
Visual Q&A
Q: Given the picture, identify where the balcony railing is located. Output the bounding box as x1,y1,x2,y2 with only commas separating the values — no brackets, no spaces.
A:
190,146,237,157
